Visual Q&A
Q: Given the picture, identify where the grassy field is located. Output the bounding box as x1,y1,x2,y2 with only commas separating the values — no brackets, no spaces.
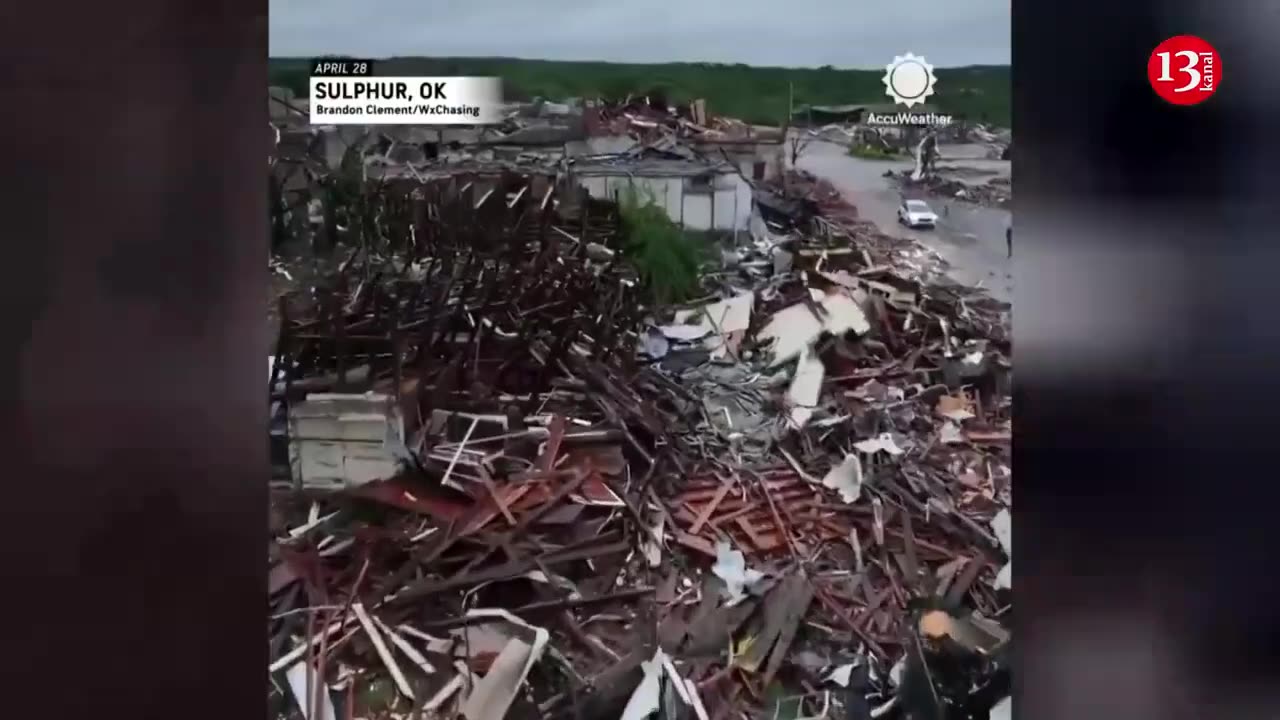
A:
272,57,1010,127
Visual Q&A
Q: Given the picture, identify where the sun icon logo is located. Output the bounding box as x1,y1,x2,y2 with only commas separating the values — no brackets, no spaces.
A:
883,53,938,107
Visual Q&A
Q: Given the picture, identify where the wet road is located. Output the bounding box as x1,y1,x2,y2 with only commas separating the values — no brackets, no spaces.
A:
793,134,1013,303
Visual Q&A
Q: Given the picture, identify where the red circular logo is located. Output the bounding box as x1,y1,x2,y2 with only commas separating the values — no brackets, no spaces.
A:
1148,36,1220,105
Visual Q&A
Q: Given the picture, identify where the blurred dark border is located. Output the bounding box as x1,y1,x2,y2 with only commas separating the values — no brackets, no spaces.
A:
0,0,266,714
1019,0,1280,716
4,0,1280,715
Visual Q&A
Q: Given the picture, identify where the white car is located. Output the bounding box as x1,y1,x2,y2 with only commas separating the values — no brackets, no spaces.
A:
898,199,939,229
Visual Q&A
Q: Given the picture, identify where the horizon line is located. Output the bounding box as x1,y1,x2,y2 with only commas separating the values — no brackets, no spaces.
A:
268,55,1010,72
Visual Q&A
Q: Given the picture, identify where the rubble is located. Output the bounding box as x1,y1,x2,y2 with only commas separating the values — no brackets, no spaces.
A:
887,169,1012,208
269,100,1010,720
583,96,781,144
775,110,1013,211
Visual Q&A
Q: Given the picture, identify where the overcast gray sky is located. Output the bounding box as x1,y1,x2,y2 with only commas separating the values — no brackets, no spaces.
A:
270,0,1009,68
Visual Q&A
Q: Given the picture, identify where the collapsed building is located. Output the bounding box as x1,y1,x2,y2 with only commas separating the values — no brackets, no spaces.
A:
268,94,1012,720
568,157,750,232
269,94,785,241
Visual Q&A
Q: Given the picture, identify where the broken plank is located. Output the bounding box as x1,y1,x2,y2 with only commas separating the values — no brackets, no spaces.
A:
690,475,737,535
760,574,814,686
674,529,719,558
738,572,802,672
943,555,988,608
388,538,629,606
734,516,769,551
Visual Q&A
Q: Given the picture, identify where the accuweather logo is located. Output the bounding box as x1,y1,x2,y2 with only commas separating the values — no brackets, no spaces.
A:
883,53,937,107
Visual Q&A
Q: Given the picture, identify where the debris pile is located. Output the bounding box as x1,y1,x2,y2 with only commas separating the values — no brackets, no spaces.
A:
589,97,779,143
888,171,1012,208
966,125,1012,160
780,169,861,223
771,170,959,283
269,164,1011,717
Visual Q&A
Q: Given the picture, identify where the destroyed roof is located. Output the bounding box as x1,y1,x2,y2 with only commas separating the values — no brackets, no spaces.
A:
794,103,869,114
753,187,817,223
794,102,945,116
689,130,785,145
479,124,584,146
568,157,737,177
374,160,560,181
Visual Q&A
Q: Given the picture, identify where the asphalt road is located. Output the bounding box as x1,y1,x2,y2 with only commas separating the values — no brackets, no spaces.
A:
794,135,1013,303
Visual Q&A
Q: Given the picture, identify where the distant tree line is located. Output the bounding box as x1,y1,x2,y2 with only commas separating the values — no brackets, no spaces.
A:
269,57,1010,127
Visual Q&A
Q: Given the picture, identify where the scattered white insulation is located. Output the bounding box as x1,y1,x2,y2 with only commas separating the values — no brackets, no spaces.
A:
759,290,870,366
711,541,766,605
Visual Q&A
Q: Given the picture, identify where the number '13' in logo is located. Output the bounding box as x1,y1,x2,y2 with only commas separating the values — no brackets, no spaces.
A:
1148,35,1220,106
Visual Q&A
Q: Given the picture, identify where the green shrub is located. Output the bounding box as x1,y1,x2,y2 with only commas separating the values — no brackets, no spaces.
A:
617,185,705,306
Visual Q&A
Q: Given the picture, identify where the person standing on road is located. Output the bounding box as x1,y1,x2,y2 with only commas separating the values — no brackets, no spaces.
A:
1006,224,1012,258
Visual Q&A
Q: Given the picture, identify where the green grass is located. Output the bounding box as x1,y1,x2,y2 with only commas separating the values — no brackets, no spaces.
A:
271,56,1010,127
848,144,903,160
